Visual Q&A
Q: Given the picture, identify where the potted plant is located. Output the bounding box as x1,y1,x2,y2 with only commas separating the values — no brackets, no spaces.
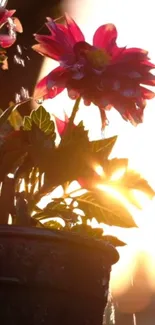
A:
0,4,155,325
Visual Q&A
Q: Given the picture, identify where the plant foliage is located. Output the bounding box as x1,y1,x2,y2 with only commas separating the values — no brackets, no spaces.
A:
0,103,154,247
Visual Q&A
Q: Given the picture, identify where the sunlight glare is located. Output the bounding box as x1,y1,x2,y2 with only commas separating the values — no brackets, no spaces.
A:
36,0,155,301
110,168,126,181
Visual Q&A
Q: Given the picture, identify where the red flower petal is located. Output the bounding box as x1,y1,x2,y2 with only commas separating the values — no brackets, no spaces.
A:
46,18,73,52
33,66,68,100
0,9,15,26
0,34,16,48
124,108,144,126
93,24,118,51
84,99,91,106
140,86,155,99
141,73,155,86
68,89,80,100
54,113,69,135
64,13,85,44
33,35,66,60
57,23,76,46
141,60,155,70
114,47,149,63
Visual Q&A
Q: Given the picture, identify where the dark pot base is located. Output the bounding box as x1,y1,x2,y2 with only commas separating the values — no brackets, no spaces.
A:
0,285,107,325
0,226,119,325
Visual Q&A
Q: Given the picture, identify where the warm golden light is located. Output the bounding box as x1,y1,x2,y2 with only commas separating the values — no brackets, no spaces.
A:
36,0,155,312
94,165,105,177
110,168,126,181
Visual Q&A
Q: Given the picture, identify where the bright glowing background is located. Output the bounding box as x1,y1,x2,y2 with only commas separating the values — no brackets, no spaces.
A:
38,0,155,312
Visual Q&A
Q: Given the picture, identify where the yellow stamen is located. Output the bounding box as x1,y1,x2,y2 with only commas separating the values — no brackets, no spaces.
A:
86,49,111,69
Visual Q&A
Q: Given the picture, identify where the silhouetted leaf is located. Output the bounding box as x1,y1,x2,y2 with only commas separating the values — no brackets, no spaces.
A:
103,235,126,247
26,123,56,172
90,136,117,158
71,224,104,238
121,170,155,198
23,107,56,171
43,220,64,230
103,158,128,177
104,183,143,209
0,177,15,224
14,155,33,180
60,119,89,149
77,190,137,228
0,131,28,180
35,200,78,222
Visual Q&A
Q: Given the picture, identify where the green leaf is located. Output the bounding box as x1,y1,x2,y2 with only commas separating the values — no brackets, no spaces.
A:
103,235,126,247
0,103,17,128
23,116,32,130
23,106,55,136
43,220,64,230
8,109,23,130
77,190,137,228
90,136,117,158
23,107,56,170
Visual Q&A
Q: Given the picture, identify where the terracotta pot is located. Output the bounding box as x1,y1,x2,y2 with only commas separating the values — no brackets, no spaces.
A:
0,225,119,325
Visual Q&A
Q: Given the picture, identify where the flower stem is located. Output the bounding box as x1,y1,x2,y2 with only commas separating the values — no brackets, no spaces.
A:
60,97,81,145
68,96,81,127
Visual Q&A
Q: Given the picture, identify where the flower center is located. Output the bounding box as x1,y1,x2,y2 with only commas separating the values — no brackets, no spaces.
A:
85,49,111,69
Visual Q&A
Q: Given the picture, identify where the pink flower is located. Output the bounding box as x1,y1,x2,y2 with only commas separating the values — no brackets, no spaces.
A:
0,7,23,48
33,14,155,126
54,112,69,135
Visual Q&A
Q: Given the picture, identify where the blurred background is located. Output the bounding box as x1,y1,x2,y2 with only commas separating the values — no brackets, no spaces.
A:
1,0,155,324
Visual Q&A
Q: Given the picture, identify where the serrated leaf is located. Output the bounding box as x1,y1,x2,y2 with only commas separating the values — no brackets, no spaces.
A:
90,136,117,158
23,106,55,137
30,122,56,146
103,158,128,178
31,106,55,135
45,201,78,221
121,170,155,198
105,184,144,209
23,116,32,130
77,190,137,228
34,200,78,223
103,235,126,247
61,119,89,148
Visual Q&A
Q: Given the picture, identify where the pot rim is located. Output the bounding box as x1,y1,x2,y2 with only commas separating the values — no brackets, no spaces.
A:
0,224,119,265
